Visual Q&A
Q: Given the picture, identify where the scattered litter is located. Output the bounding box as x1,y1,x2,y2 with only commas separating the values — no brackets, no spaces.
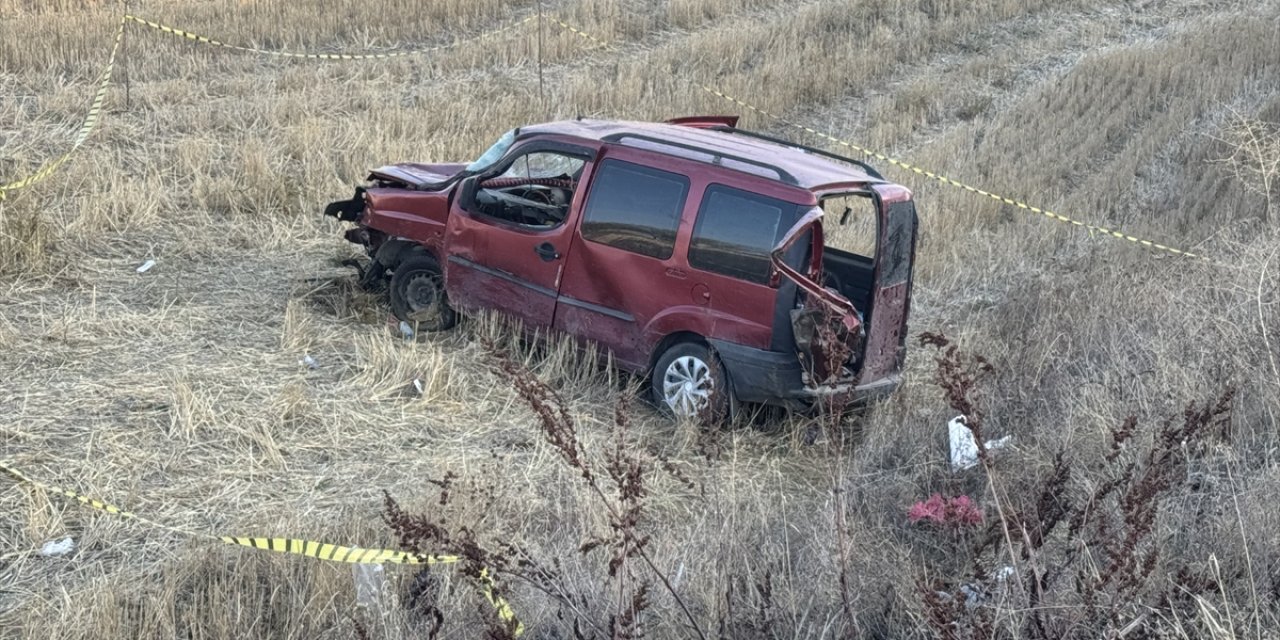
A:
948,415,1012,471
412,378,425,395
300,355,319,369
935,583,991,610
353,563,390,617
995,566,1015,582
40,537,74,557
135,259,156,273
399,321,415,340
908,494,984,526
959,583,987,608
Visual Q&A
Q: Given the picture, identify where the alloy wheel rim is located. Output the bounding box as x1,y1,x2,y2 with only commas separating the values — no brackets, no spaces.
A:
662,355,713,418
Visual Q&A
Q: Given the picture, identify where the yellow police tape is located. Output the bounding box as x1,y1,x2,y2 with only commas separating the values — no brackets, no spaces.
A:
0,17,124,201
0,460,522,633
125,14,535,60
548,18,1213,264
1,13,535,200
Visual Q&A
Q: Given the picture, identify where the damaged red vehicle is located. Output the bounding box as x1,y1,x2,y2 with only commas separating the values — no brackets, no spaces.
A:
325,116,918,419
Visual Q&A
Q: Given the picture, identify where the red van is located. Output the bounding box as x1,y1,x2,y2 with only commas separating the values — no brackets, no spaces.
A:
325,116,918,419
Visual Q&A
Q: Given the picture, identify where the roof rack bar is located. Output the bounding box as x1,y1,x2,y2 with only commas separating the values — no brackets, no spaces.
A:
707,126,885,181
600,132,799,186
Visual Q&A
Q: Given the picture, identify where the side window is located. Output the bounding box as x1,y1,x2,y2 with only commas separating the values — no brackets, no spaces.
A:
470,150,585,229
688,185,795,284
580,160,689,260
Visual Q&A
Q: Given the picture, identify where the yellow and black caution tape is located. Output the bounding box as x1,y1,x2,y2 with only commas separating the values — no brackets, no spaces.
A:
0,16,125,201
548,18,1213,264
125,14,535,60
697,87,1215,262
0,460,522,633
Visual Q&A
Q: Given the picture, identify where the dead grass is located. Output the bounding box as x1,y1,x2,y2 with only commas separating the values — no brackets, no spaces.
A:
2,0,1280,637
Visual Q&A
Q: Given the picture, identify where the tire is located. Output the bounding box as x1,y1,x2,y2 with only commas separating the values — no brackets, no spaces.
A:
651,341,732,422
389,254,457,331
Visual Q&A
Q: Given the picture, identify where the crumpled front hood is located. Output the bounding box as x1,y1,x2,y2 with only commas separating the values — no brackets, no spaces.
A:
367,162,468,189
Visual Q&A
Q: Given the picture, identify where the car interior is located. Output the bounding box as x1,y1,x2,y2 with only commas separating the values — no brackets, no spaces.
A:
472,151,586,228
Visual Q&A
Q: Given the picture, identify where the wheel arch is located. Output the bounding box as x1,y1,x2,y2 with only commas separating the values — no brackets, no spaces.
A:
648,331,739,397
375,238,437,271
647,331,708,375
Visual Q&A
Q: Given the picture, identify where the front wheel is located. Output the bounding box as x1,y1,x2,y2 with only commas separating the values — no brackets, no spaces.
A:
651,342,731,422
389,254,457,332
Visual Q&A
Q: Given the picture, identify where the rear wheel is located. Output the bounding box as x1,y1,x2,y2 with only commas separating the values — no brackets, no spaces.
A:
651,342,731,422
389,254,456,331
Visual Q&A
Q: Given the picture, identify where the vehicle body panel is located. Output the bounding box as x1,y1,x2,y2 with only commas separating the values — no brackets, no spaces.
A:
369,162,468,188
356,188,450,257
858,188,918,382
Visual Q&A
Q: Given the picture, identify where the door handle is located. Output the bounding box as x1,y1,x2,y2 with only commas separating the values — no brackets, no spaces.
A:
665,267,687,279
534,242,560,262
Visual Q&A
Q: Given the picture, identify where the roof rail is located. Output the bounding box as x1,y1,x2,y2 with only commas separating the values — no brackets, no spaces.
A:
707,126,885,180
600,132,799,186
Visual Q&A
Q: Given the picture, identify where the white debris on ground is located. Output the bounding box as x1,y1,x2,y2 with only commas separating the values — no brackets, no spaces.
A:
39,537,74,557
413,378,425,395
948,415,1012,471
352,563,391,618
299,354,319,369
135,259,156,273
937,567,1016,610
399,321,415,340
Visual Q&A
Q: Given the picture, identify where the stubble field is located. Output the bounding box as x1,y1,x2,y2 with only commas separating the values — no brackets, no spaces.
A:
2,0,1279,637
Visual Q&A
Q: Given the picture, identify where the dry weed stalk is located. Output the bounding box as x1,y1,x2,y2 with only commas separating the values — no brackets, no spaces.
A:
806,302,863,634
1213,110,1280,222
484,339,705,639
382,482,519,639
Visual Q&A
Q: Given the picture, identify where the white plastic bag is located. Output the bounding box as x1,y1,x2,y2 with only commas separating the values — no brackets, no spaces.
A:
949,415,1011,471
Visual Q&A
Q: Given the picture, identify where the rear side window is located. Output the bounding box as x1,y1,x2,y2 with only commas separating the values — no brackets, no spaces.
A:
581,160,689,259
688,185,796,284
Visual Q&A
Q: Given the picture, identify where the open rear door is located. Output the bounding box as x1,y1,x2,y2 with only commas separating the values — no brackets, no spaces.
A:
770,209,864,386
859,186,918,383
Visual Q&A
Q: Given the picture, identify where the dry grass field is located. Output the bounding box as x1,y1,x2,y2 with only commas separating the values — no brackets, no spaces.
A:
2,0,1279,637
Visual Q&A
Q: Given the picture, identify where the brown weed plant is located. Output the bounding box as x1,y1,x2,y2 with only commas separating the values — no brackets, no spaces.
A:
918,333,1245,639
382,478,519,639
485,339,704,639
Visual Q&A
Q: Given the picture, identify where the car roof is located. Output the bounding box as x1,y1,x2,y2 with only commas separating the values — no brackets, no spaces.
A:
521,118,885,192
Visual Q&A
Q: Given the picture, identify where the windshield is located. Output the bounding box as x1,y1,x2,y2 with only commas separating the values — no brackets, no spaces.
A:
465,129,516,173
498,152,585,180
